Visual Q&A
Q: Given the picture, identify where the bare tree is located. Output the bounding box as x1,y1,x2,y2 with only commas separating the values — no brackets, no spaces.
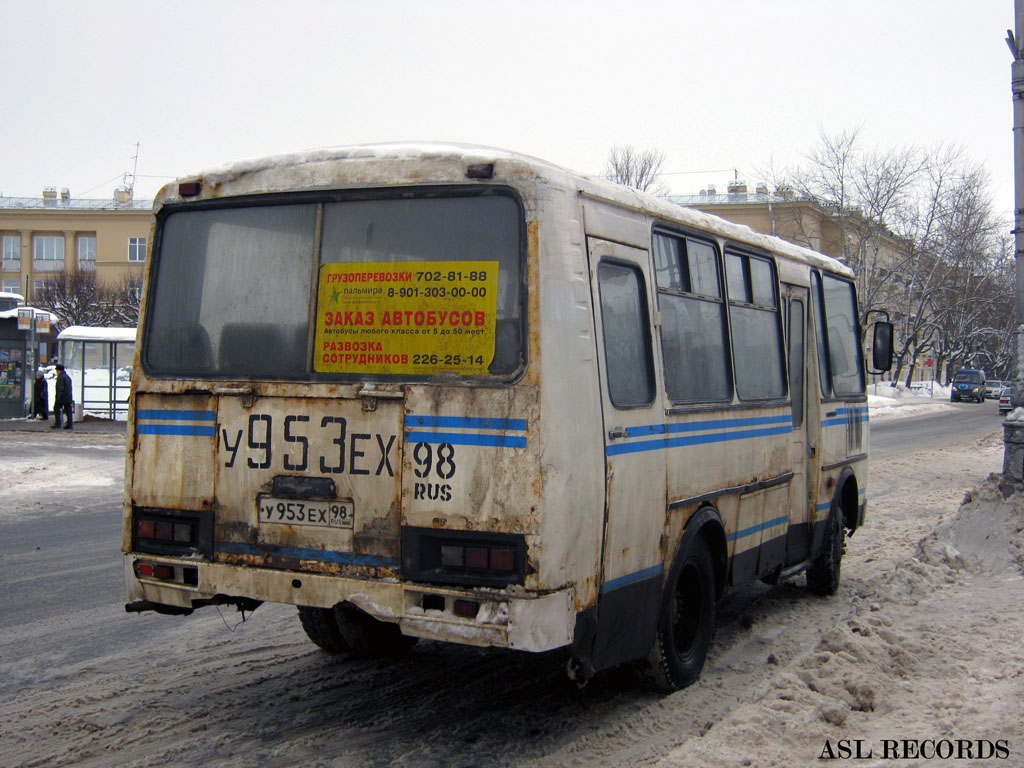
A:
604,145,668,194
109,273,142,326
763,128,1006,384
34,271,140,331
887,148,1003,384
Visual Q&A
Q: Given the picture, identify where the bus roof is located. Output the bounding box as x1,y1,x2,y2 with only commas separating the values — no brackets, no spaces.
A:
161,142,853,279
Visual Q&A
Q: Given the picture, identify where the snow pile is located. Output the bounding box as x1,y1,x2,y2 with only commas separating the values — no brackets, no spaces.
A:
657,474,1024,768
868,387,956,421
920,475,1024,575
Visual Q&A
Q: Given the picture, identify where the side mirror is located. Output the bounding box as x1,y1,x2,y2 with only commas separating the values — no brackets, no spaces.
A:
870,321,894,373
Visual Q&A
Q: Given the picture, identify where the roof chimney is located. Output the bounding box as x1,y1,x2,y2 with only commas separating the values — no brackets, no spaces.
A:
727,180,748,199
114,187,133,204
42,186,57,206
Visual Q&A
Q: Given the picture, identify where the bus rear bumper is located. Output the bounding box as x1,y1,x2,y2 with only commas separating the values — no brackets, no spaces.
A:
124,555,574,653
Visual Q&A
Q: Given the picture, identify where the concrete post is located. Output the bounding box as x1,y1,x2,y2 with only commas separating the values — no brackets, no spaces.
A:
1003,419,1024,482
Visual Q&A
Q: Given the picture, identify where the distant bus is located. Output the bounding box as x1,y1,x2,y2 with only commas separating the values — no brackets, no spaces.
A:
123,144,891,690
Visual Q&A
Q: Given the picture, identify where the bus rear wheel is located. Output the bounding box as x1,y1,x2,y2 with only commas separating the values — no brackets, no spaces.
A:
643,535,716,692
297,605,350,654
334,603,419,656
807,508,845,596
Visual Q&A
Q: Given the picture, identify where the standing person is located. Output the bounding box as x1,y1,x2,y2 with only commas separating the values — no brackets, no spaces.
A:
52,363,73,430
31,370,48,421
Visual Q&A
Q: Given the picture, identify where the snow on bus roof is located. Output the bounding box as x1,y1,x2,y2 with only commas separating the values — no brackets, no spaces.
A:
57,325,137,342
171,142,851,278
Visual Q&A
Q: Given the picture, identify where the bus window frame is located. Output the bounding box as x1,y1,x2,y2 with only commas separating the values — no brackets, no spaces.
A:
650,227,734,407
141,185,530,385
810,269,867,402
722,246,789,406
595,258,657,410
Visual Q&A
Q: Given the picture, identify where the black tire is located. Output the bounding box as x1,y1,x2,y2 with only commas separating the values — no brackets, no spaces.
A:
297,605,350,654
335,603,418,657
807,508,845,596
643,535,716,692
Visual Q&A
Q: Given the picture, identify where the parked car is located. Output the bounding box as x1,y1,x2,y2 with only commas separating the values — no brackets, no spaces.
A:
999,385,1014,415
985,379,1007,399
951,368,987,403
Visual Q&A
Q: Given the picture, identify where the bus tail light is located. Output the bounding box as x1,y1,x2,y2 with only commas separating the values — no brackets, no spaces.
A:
135,561,198,585
133,508,213,558
402,528,526,587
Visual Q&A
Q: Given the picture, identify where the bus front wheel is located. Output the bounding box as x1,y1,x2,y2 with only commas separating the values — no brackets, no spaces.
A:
643,535,716,691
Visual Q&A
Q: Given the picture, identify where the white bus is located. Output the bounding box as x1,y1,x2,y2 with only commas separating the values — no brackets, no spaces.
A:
123,144,892,690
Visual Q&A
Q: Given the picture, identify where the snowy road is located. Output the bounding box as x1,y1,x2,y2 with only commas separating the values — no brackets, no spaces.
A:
0,409,1021,767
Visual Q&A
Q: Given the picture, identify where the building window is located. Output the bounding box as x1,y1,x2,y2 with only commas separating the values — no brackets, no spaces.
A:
2,235,20,269
32,280,46,300
128,237,147,262
2,279,20,294
78,235,97,272
128,279,143,300
33,236,65,272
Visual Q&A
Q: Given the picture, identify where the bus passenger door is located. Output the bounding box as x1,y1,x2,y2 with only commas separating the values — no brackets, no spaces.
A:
585,237,666,666
783,286,812,564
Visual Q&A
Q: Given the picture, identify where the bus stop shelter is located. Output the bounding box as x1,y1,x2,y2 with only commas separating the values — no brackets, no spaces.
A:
57,325,137,420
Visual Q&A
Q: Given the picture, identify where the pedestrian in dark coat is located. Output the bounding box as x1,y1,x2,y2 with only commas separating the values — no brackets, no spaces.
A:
52,363,73,430
31,370,48,420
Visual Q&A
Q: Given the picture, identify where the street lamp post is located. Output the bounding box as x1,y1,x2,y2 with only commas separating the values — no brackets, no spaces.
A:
1004,0,1024,481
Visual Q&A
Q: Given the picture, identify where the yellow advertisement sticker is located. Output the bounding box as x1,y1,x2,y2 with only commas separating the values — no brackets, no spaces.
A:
314,261,499,375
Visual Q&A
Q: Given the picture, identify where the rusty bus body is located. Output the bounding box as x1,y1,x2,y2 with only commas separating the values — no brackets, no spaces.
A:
122,145,883,689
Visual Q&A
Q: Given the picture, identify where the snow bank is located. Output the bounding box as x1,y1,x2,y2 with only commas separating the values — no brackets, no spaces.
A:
657,459,1024,768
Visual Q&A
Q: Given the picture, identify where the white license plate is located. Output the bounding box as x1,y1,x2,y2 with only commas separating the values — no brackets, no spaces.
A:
258,496,354,529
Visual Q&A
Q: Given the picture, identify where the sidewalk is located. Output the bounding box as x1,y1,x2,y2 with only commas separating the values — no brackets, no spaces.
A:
0,415,126,435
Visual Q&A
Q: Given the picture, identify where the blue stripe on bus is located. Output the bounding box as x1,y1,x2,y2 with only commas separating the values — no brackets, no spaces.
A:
816,486,866,513
404,415,527,432
607,425,793,457
727,515,791,542
823,406,869,427
137,424,217,437
137,409,217,421
215,541,398,569
621,414,792,438
601,564,663,594
405,430,527,448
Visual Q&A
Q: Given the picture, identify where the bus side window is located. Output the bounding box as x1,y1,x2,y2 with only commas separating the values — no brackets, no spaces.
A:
653,233,732,404
789,299,805,428
725,252,786,401
597,261,655,408
810,272,832,398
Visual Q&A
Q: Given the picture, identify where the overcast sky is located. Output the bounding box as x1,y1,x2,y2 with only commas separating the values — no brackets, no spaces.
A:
1,1,1015,217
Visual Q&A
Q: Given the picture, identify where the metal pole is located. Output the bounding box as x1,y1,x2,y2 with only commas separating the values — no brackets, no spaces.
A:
1014,1,1024,398
1004,0,1024,481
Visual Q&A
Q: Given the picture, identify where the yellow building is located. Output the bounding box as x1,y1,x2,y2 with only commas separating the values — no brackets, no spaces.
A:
0,186,152,303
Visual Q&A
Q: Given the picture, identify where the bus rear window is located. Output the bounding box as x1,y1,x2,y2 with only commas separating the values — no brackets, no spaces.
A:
144,193,524,380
